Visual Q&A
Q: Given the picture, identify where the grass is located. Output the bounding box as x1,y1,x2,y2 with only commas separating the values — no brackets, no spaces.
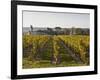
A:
23,58,86,69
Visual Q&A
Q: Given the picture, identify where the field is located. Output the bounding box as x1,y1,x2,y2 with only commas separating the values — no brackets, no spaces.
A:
23,34,90,69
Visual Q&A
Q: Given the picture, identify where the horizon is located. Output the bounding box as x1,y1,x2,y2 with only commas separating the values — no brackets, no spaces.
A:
23,26,90,29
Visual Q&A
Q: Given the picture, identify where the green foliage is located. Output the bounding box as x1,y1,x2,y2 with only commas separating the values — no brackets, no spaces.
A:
58,35,90,64
23,34,90,68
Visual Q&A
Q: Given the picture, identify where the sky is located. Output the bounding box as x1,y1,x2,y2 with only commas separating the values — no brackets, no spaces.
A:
23,11,90,28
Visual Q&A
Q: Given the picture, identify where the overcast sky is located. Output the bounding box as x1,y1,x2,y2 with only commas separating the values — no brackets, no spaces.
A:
23,11,90,28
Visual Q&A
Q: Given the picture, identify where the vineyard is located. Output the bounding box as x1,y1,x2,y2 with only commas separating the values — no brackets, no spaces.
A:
23,34,90,69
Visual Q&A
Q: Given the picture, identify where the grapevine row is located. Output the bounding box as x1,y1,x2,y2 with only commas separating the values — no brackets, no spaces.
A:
58,35,90,64
23,34,50,61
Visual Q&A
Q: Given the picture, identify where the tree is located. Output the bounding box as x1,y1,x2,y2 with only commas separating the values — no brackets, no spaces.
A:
64,28,70,35
55,27,61,31
47,27,53,31
75,28,82,35
47,27,54,35
30,25,33,32
55,27,62,35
